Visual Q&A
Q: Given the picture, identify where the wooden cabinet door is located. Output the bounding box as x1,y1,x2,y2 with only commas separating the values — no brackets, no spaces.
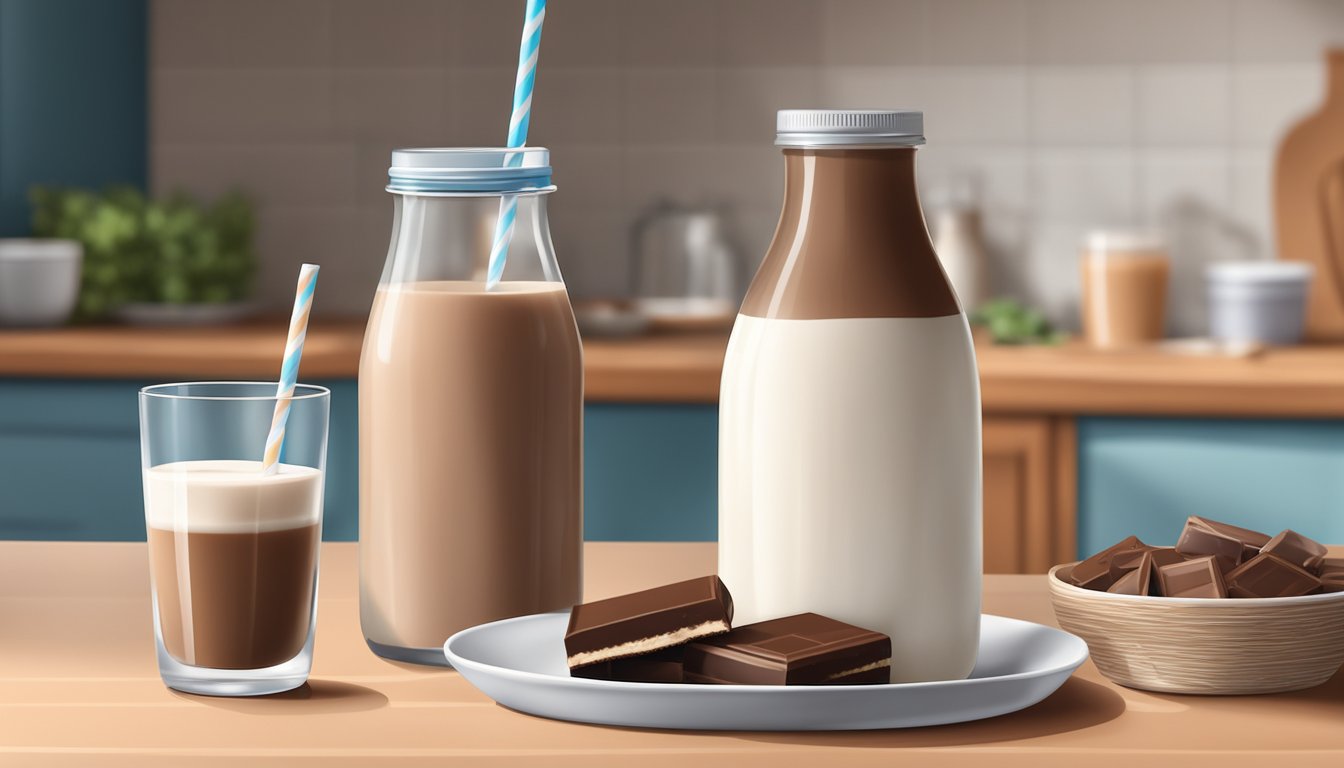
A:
982,417,1076,573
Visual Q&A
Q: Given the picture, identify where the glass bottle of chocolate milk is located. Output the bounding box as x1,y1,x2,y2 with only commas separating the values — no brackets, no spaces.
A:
718,111,982,683
359,148,582,665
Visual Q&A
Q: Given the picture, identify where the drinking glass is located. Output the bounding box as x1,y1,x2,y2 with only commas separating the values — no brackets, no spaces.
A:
1080,231,1171,348
139,381,330,696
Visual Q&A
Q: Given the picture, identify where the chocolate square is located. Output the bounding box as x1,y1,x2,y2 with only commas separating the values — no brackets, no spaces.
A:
1175,516,1267,571
1071,535,1147,590
1157,555,1227,598
683,613,891,686
1224,553,1321,598
1260,530,1328,573
1107,551,1154,595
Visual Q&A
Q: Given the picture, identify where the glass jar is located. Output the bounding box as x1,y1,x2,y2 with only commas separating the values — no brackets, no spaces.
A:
359,148,583,666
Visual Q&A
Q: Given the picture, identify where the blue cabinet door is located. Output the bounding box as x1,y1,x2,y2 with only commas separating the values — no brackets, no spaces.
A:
1078,417,1344,556
0,381,720,542
0,379,359,541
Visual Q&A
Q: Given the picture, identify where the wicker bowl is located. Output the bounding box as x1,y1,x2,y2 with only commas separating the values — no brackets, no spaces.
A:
1048,563,1344,695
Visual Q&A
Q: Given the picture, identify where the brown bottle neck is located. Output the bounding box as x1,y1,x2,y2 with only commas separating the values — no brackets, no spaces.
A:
739,147,960,320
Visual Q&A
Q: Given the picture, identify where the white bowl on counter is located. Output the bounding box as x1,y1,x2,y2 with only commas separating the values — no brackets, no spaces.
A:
0,239,83,327
1206,261,1312,346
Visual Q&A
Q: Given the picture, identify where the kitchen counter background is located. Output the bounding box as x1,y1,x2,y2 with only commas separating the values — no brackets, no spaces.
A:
146,0,1343,336
6,323,1344,556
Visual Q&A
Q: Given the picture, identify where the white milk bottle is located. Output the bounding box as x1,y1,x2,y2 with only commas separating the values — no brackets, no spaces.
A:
718,110,982,682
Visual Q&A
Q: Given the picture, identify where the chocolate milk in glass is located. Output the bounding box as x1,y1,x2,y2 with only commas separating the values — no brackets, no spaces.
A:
718,111,982,683
359,149,582,665
1080,231,1170,348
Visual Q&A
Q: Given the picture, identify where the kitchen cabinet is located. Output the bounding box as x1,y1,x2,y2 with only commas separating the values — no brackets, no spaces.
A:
7,324,1344,571
1077,417,1344,556
982,417,1077,573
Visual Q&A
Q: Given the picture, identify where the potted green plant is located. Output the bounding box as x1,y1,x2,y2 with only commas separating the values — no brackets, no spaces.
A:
29,186,255,324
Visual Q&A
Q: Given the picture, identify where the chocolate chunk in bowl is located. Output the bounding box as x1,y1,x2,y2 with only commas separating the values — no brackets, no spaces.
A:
1224,554,1321,598
1068,535,1147,590
1260,530,1329,572
1049,558,1344,694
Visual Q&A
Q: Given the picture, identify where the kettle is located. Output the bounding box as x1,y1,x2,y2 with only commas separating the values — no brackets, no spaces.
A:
631,203,741,327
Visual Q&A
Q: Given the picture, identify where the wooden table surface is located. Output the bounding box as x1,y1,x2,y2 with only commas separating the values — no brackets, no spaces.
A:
5,321,1344,414
3,542,1343,766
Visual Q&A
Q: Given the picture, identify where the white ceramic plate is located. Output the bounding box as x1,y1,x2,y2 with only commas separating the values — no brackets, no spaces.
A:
444,613,1088,731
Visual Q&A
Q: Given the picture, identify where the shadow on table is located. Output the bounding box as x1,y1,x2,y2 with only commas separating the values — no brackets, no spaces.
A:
734,677,1124,748
172,679,388,714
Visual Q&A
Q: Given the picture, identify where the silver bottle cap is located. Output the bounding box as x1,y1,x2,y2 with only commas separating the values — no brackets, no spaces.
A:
776,109,925,148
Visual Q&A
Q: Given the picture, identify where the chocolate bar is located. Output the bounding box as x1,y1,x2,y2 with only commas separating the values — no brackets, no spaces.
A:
1156,555,1227,598
569,647,684,683
682,613,891,685
1175,516,1266,571
564,575,733,670
1224,553,1321,598
1259,529,1328,572
1070,535,1147,590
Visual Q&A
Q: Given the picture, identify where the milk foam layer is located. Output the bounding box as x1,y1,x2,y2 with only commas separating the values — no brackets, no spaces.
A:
145,460,323,533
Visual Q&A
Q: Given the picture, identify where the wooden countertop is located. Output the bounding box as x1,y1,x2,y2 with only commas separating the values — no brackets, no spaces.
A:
4,321,1344,416
3,541,1342,765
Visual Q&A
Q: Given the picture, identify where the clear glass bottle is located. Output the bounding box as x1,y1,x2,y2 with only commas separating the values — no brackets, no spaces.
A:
718,111,982,683
359,148,582,666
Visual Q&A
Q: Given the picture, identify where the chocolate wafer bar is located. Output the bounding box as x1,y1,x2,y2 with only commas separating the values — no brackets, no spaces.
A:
564,576,733,671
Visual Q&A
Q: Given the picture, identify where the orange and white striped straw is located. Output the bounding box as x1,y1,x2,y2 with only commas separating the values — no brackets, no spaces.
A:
262,263,319,475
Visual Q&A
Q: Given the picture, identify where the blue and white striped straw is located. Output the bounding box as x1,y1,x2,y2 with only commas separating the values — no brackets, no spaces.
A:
262,263,319,475
486,0,547,289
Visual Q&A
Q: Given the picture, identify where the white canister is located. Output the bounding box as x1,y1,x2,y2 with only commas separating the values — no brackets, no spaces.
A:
0,239,83,327
1206,262,1312,346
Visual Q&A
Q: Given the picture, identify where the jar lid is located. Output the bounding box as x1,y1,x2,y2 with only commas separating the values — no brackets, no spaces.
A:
776,110,925,148
1206,261,1313,285
387,147,553,194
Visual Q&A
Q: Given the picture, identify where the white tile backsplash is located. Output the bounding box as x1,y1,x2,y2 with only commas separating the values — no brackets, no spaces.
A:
1230,147,1276,257
719,0,823,66
1232,0,1344,62
331,69,451,141
621,69,718,145
716,68,822,143
1231,63,1324,146
819,0,927,66
151,0,333,68
1026,0,1141,65
331,0,452,68
1138,148,1233,226
922,68,1031,145
1028,68,1135,145
153,144,361,207
149,0,1337,325
1137,65,1233,146
925,0,1029,66
530,68,626,145
153,70,334,143
1033,149,1137,224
